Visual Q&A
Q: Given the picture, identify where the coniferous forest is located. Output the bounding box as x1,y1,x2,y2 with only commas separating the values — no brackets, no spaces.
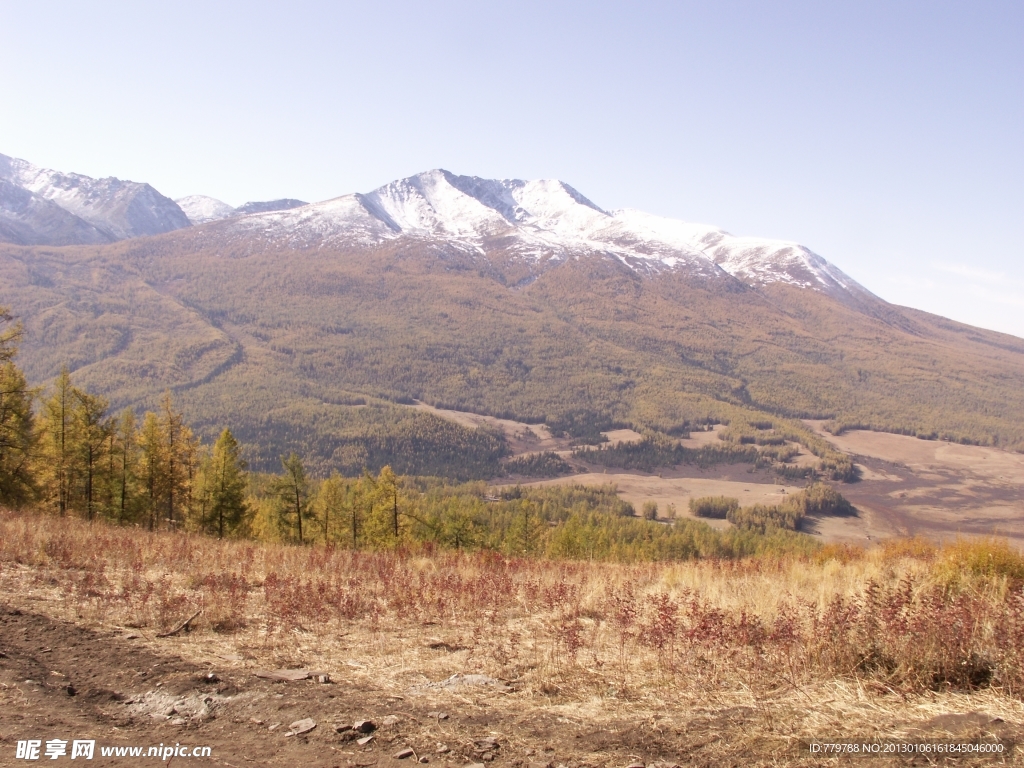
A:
0,304,858,561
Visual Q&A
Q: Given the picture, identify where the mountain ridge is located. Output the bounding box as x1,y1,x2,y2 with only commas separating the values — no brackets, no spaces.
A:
0,152,871,306
2,155,1023,477
0,153,191,244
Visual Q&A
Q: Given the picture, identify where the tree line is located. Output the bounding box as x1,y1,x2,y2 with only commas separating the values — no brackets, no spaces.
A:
0,305,845,562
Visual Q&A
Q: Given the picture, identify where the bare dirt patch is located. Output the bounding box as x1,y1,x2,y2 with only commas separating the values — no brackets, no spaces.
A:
512,470,800,528
804,422,1024,546
408,402,573,456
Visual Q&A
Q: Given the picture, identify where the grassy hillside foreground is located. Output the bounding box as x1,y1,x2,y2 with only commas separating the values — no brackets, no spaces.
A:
2,508,1024,764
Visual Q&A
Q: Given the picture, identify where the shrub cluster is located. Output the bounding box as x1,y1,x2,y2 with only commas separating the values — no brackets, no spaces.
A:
689,496,739,519
724,483,856,533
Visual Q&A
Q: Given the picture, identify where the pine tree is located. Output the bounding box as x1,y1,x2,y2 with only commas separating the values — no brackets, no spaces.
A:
71,389,113,521
275,452,310,544
113,408,141,524
139,411,165,530
312,472,348,545
0,308,35,505
204,428,249,538
40,367,75,516
159,393,185,529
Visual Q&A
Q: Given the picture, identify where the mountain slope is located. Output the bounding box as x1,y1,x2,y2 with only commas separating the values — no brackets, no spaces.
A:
0,153,191,244
2,168,1023,475
176,195,236,225
224,170,868,299
175,195,309,225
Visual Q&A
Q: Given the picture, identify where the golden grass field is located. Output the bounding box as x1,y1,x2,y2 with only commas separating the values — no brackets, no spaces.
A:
3,508,1024,766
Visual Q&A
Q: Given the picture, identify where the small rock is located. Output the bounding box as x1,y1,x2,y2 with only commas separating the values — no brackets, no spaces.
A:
382,714,401,727
418,758,429,764
427,711,449,720
625,763,645,768
250,718,264,725
65,684,77,696
286,718,317,737
170,717,187,726
528,763,552,768
394,748,415,759
335,723,353,733
268,722,282,731
353,719,377,733
436,744,450,754
464,764,486,768
255,668,311,682
430,674,510,692
203,672,220,683
315,673,331,684
357,735,375,746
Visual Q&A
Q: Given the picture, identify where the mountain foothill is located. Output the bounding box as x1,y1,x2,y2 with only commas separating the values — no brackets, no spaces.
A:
2,153,1023,478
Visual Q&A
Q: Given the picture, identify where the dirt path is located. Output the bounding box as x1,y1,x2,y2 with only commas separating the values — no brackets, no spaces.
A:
4,603,1021,767
0,605,764,767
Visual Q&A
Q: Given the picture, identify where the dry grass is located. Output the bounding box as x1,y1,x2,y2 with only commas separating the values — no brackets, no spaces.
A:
3,508,1024,762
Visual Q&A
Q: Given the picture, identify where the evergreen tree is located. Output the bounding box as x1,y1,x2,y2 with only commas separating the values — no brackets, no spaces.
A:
204,428,249,538
0,308,35,505
40,367,74,516
72,389,112,521
159,393,187,528
113,408,141,524
312,472,348,545
139,411,165,530
275,452,310,543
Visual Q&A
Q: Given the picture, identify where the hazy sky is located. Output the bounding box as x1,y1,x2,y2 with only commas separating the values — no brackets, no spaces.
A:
2,1,1022,337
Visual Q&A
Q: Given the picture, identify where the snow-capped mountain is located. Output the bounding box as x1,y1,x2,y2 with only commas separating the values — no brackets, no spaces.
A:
176,195,236,225
0,153,191,245
235,199,307,216
231,169,865,296
0,154,863,299
175,195,308,225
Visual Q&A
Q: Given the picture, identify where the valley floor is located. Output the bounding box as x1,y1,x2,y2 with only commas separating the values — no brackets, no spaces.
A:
409,400,1024,548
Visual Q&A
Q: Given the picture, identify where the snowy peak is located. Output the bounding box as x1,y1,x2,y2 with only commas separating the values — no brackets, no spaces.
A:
235,168,862,297
177,195,309,225
0,152,190,244
0,151,863,300
235,199,307,216
176,195,235,225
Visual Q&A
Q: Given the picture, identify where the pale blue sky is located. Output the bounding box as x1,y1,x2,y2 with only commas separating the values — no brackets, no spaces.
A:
2,1,1022,336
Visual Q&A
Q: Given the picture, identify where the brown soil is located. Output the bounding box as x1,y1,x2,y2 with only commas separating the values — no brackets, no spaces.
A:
4,603,1022,768
803,423,1024,547
3,603,713,768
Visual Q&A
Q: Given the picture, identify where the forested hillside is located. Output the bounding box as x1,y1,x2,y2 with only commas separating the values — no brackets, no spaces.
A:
2,209,1024,476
